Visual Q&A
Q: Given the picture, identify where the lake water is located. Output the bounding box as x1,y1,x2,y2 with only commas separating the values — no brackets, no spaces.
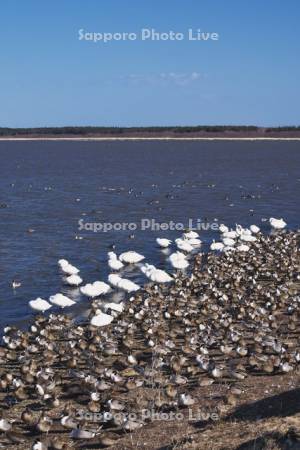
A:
0,140,299,330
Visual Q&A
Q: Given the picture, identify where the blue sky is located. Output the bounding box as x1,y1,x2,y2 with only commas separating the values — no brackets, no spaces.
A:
0,0,299,127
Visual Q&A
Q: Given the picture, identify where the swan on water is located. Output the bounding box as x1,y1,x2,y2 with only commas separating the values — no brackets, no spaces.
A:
141,263,173,283
222,230,239,239
187,237,202,246
269,217,287,230
183,231,199,239
210,241,224,251
49,293,76,308
65,274,82,286
108,274,140,292
29,298,52,313
107,252,124,271
119,251,145,264
175,238,194,253
219,224,229,234
222,237,236,247
60,262,80,276
156,238,172,248
168,251,189,270
80,281,111,298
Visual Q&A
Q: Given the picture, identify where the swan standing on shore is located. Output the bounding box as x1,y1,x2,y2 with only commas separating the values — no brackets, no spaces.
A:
90,310,114,327
250,224,260,234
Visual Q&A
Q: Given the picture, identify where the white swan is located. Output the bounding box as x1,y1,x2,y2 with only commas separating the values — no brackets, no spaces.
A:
168,251,189,270
119,251,145,264
90,310,114,327
187,237,202,246
175,238,194,253
49,293,75,308
65,274,82,286
183,231,199,239
269,217,287,230
102,302,124,313
210,241,224,251
222,237,236,247
239,234,257,242
141,263,173,283
107,252,124,271
222,230,239,239
250,224,260,234
58,259,69,267
108,274,140,292
60,262,79,276
236,244,250,252
156,238,172,248
219,224,229,233
80,281,111,298
29,298,52,313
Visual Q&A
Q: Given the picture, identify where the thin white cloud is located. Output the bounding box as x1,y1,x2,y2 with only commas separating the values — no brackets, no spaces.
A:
120,72,202,87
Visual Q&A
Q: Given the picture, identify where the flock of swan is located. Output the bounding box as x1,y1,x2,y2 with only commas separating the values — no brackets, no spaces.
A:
28,217,287,327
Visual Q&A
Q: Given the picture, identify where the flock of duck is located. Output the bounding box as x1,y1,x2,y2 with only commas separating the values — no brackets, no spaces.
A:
1,216,299,449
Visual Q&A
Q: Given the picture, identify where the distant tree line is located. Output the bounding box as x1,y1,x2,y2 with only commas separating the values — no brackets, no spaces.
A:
0,126,299,136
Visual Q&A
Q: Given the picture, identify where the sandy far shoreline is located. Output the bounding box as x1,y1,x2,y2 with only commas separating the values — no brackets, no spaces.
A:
1,137,300,141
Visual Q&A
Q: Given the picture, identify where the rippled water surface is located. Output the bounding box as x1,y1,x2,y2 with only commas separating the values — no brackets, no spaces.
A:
0,140,299,329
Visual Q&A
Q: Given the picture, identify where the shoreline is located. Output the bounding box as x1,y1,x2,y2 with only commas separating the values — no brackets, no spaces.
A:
1,136,300,141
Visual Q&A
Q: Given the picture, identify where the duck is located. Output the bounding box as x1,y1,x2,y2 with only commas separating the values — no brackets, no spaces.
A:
12,280,21,289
